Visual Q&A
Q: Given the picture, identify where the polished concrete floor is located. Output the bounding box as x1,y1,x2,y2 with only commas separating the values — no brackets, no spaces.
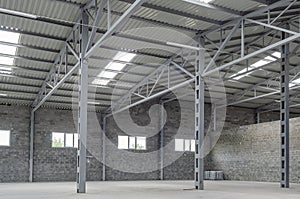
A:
0,180,299,199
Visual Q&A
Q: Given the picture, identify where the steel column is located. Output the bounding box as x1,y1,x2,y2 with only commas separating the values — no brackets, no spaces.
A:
213,104,217,131
195,36,205,190
102,116,106,181
29,110,35,182
280,28,290,188
160,102,164,180
77,10,89,194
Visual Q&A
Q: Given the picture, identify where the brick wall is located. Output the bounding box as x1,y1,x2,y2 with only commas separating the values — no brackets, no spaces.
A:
0,105,30,182
33,108,103,182
208,118,300,183
1,101,298,183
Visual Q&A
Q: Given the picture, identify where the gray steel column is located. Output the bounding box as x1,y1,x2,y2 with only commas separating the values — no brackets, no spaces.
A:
77,10,89,194
29,110,35,182
102,116,106,181
213,104,217,131
280,28,290,188
195,36,205,190
160,102,164,180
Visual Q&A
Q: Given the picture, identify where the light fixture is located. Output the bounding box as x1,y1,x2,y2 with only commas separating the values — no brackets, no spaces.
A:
231,52,280,80
98,71,118,79
92,52,137,86
88,101,100,105
114,52,136,62
0,8,38,19
0,93,7,97
289,78,300,88
105,62,127,71
183,0,214,4
92,79,110,86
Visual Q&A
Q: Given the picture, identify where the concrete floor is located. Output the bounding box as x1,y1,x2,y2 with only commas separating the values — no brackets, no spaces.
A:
0,181,299,199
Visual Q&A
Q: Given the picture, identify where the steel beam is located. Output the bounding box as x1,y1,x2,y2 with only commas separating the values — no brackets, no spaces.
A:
32,63,80,112
195,36,205,190
203,32,300,77
201,0,295,35
280,28,290,188
86,0,106,51
160,102,164,180
102,115,106,181
85,0,146,58
204,20,241,73
77,10,89,194
117,0,222,25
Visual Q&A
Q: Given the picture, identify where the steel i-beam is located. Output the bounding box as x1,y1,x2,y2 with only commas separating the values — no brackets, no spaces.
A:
195,36,205,190
280,28,290,188
77,10,89,194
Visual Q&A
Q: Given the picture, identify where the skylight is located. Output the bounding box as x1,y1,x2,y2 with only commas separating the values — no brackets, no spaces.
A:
92,52,136,86
231,52,281,80
289,78,300,88
183,0,214,4
0,30,20,73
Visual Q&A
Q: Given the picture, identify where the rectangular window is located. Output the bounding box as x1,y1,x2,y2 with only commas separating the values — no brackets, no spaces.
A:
65,133,74,147
74,133,78,148
136,137,146,150
0,130,10,146
175,139,184,151
185,139,191,151
52,132,77,148
118,135,146,150
118,136,129,149
129,136,136,149
191,140,195,152
52,132,65,148
175,138,195,152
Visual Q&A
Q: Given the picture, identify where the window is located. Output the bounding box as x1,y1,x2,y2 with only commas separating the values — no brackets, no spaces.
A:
175,139,184,151
136,137,146,150
175,139,195,152
0,130,10,146
118,136,129,149
118,135,146,150
52,132,78,148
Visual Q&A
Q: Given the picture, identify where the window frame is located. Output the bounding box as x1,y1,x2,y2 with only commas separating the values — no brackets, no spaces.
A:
51,132,78,148
118,135,147,150
0,130,11,147
175,138,195,152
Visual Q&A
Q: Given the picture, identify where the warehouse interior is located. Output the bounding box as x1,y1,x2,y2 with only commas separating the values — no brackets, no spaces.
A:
0,0,300,198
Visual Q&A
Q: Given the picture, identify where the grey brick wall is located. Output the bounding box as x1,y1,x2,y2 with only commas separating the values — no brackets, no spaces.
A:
1,101,298,183
34,108,103,182
208,118,300,183
0,105,30,182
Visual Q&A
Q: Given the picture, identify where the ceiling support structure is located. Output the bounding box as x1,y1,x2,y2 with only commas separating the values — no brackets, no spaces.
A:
106,58,196,116
27,0,146,193
280,28,290,188
203,20,241,74
159,101,164,181
203,33,300,77
201,0,295,35
195,36,205,190
29,111,35,182
102,115,107,181
77,10,89,194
